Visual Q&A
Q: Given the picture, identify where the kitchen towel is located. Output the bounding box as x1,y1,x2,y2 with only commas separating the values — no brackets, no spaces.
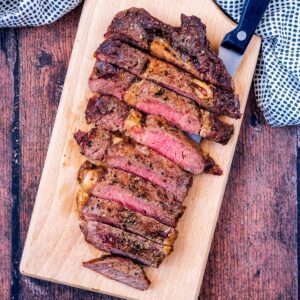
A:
0,0,82,27
0,0,299,126
216,0,299,126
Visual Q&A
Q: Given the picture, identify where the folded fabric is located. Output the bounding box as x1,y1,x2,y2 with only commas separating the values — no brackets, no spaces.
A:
0,0,82,27
1,0,299,126
216,0,300,126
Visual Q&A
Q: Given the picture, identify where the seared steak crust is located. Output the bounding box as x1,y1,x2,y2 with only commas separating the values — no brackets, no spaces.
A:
96,40,240,119
78,161,185,227
81,221,171,267
82,197,178,246
74,127,111,160
85,95,129,131
104,8,234,91
89,61,234,144
83,255,151,290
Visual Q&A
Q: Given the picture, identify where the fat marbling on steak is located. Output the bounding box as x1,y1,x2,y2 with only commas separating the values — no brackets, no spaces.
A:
104,8,234,92
81,197,178,246
89,61,234,144
78,161,185,227
74,128,192,202
83,255,150,290
96,40,241,119
81,221,171,267
85,95,222,175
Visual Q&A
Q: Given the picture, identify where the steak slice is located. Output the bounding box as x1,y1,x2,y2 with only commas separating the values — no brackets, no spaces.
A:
83,255,150,290
74,127,111,160
96,39,241,119
82,197,178,246
105,139,192,202
85,94,129,132
89,61,234,144
85,95,217,174
78,161,185,227
125,112,206,174
74,127,192,202
104,8,234,91
81,221,171,267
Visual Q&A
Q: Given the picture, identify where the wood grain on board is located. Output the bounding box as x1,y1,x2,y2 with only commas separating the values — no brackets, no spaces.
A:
0,0,297,299
19,0,261,299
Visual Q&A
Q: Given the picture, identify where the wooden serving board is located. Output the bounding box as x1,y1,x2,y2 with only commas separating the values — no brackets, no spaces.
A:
20,0,261,299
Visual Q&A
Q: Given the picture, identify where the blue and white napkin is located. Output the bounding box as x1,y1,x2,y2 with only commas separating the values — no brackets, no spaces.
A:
217,0,300,126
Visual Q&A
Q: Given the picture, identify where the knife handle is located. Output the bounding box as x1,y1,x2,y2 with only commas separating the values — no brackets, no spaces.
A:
221,0,271,54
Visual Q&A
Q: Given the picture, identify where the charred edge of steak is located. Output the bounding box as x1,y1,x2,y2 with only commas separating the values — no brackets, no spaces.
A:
96,40,241,119
89,61,137,99
82,197,178,246
171,14,234,91
83,255,151,290
90,60,234,143
201,150,223,176
104,7,234,91
97,39,151,76
199,111,234,145
80,221,172,267
85,95,129,131
78,161,185,227
74,127,112,161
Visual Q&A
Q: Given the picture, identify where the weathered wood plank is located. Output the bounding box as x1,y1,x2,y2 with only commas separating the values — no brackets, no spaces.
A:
0,28,18,300
200,88,298,299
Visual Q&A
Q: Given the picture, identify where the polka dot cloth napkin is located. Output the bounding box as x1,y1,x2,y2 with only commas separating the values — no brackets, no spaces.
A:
217,0,300,126
0,0,82,27
0,1,298,126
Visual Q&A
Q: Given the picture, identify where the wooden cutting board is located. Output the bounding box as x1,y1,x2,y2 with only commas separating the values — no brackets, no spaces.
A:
20,0,261,299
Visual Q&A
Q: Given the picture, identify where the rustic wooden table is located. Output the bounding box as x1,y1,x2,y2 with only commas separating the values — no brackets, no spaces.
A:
0,5,298,300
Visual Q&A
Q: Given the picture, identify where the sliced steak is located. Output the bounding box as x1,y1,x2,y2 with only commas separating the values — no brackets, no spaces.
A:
89,61,234,144
81,221,171,267
74,128,192,202
74,127,111,160
82,197,178,246
83,255,150,290
125,112,206,174
78,161,185,227
96,39,240,119
105,139,192,202
85,95,217,174
104,8,234,91
85,94,129,132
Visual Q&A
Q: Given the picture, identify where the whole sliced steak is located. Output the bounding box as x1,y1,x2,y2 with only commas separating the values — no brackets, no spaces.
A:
81,221,171,267
74,128,192,202
83,255,151,290
104,8,234,92
96,40,241,119
85,95,222,175
89,61,234,144
78,161,185,227
81,197,178,246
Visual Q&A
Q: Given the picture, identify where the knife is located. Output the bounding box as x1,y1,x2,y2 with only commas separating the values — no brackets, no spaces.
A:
190,0,270,144
219,0,271,76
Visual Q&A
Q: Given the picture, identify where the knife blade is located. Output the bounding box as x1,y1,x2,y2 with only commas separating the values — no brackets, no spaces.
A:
218,0,271,76
189,0,270,144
